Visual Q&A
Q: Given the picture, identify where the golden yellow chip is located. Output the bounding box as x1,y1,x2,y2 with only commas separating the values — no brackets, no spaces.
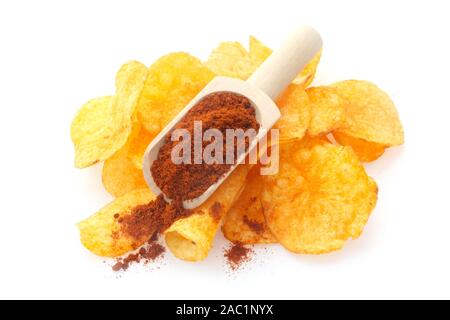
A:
293,49,322,87
205,36,272,80
71,96,113,164
78,189,155,257
206,37,320,87
137,53,215,136
71,61,148,168
331,80,404,146
249,36,272,67
261,138,378,254
275,84,311,141
333,131,386,162
222,166,276,244
306,86,346,136
205,41,253,80
102,139,148,198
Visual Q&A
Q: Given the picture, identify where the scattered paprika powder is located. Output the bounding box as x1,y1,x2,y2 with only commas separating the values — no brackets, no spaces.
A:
224,242,254,270
112,239,166,272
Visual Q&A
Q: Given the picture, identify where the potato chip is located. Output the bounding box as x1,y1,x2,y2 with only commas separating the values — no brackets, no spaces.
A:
331,80,404,146
137,53,215,136
249,36,272,67
306,86,346,136
205,36,272,80
222,166,276,244
71,61,148,168
165,165,250,261
333,131,386,162
78,189,155,257
293,49,322,87
102,137,148,198
275,84,311,141
205,41,254,80
71,96,117,168
206,37,320,87
261,138,378,254
71,96,112,156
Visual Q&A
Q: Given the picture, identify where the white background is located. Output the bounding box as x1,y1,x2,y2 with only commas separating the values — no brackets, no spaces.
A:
0,0,449,300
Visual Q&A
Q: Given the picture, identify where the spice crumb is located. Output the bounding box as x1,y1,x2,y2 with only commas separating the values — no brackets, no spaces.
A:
112,239,166,272
141,242,165,263
224,242,254,271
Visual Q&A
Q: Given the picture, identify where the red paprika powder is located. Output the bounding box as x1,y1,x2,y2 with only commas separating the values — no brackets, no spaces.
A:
151,92,260,202
224,242,254,270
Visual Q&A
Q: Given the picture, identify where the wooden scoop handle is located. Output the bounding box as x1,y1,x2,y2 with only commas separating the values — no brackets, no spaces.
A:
247,25,322,100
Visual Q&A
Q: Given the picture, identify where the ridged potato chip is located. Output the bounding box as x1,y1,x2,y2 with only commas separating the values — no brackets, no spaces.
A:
222,166,276,244
78,189,155,257
249,36,272,67
293,49,322,87
333,131,386,162
205,41,254,80
165,165,250,261
331,80,404,146
275,84,311,141
206,37,320,87
137,53,215,136
71,96,112,163
306,86,346,136
261,139,378,254
205,36,271,80
102,138,148,198
71,61,148,168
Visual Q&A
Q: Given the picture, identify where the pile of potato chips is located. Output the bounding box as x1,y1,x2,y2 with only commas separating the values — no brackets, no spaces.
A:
72,36,404,262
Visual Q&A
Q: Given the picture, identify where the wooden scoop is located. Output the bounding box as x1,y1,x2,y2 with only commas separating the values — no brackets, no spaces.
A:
143,25,322,209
